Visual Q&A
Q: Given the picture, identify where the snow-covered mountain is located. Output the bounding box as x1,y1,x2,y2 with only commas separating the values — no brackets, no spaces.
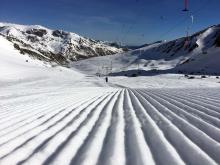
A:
0,22,123,65
150,24,220,74
1,22,220,75
73,24,220,76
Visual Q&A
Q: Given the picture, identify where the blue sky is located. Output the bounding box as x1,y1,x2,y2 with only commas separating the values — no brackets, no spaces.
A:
0,0,219,45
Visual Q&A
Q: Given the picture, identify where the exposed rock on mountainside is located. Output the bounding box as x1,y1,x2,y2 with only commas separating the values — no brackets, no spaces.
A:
215,33,220,47
0,23,123,65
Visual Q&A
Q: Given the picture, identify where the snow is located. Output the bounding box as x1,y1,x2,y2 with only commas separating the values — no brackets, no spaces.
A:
0,22,123,64
1,23,220,165
0,22,48,31
72,24,220,76
0,35,46,81
0,35,101,88
1,85,220,165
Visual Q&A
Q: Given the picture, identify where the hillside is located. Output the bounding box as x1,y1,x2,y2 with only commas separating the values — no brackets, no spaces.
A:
72,24,220,76
0,23,123,66
1,22,220,76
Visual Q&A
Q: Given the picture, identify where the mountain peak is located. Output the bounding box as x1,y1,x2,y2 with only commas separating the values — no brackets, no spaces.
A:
0,22,123,65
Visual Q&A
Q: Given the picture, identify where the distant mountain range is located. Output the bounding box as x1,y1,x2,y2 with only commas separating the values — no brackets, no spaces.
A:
1,22,220,75
0,23,123,65
124,41,163,50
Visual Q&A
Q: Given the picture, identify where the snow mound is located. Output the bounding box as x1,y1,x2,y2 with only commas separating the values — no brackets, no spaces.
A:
0,35,87,86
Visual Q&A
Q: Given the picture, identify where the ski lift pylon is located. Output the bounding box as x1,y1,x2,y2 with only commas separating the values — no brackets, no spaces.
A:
184,28,190,48
191,15,194,24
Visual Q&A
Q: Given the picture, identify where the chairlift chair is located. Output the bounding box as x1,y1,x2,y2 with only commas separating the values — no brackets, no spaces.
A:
182,8,189,12
182,0,189,12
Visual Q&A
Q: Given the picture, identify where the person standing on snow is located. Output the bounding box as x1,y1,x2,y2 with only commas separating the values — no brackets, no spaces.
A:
105,77,108,83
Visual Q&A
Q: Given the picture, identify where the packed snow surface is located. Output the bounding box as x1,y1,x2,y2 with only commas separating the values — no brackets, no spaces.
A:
1,86,220,165
1,25,220,165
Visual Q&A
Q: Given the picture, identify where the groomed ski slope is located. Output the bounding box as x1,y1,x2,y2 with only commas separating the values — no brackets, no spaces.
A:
1,87,220,165
1,31,220,165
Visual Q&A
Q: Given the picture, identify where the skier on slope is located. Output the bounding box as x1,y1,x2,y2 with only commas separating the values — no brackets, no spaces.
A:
105,77,108,83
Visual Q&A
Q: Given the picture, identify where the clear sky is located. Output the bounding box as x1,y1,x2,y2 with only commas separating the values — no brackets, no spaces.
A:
0,0,219,45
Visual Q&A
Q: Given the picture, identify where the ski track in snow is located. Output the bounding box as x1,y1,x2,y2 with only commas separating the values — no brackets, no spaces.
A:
0,88,220,165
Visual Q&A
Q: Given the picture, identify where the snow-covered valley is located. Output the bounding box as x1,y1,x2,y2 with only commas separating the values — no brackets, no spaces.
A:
1,22,220,165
